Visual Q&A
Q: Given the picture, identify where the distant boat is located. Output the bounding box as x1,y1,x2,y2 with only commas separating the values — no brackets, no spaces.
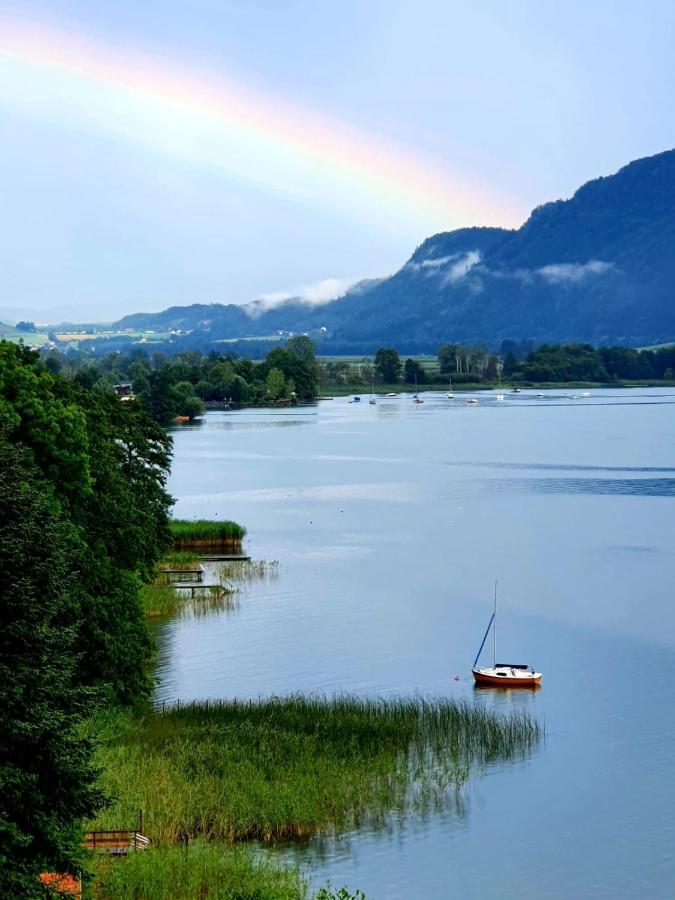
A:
496,393,505,401
352,396,361,403
510,387,521,393
580,391,590,397
369,375,376,405
386,392,397,398
447,377,454,400
466,397,478,404
471,582,542,688
537,393,545,398
412,375,424,403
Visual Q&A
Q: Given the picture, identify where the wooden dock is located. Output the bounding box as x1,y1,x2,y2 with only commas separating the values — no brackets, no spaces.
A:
173,583,232,598
199,554,251,562
84,830,150,856
158,565,204,583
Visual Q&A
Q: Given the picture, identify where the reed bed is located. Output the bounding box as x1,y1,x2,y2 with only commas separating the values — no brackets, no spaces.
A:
140,583,181,619
216,559,279,584
170,519,246,550
87,841,307,900
91,696,540,845
158,550,202,569
142,583,236,619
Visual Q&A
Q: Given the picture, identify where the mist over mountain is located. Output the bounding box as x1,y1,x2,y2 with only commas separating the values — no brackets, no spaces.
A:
114,149,675,350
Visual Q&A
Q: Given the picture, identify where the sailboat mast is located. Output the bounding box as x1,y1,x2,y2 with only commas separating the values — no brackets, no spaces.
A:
493,580,497,667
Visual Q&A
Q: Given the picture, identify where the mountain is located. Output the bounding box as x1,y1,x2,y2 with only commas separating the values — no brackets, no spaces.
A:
114,149,675,349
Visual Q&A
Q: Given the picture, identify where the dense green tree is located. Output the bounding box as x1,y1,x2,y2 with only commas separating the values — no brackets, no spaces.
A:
484,354,500,382
285,334,317,367
374,348,402,383
0,443,103,896
0,342,172,701
403,358,427,385
265,367,286,400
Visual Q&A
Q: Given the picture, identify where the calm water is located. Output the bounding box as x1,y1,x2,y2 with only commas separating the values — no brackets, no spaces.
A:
159,389,675,899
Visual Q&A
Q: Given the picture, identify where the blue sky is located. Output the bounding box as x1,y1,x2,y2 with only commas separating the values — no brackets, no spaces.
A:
1,0,674,322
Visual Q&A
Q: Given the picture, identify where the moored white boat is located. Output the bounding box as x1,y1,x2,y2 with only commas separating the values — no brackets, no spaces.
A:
470,582,542,688
466,397,478,404
472,664,542,687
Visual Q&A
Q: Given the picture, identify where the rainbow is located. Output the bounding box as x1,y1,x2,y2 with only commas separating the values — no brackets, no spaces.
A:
0,16,520,230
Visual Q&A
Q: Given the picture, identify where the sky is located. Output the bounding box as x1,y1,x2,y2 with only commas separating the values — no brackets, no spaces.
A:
1,1,674,323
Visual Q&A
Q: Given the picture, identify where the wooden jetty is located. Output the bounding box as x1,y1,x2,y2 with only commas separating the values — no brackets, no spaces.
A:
84,829,150,856
158,565,204,583
172,583,232,598
199,554,251,562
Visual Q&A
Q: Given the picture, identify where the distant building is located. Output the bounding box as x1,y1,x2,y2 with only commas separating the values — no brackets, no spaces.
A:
113,383,135,400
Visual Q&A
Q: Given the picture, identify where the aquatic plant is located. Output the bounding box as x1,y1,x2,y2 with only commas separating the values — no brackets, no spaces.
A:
87,841,308,900
90,696,541,845
140,583,180,619
170,519,247,550
158,551,202,568
216,559,279,584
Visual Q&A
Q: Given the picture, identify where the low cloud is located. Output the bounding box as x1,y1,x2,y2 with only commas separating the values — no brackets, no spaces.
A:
537,260,614,283
441,251,481,285
407,250,482,285
245,276,362,317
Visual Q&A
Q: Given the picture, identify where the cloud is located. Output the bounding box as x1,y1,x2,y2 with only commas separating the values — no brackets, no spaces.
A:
537,260,614,283
245,276,363,317
407,250,482,285
441,250,481,284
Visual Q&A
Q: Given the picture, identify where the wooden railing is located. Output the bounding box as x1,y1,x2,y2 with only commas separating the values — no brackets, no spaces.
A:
83,830,150,854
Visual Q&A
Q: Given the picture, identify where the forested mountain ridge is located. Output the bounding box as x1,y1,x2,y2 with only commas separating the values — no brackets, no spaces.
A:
114,149,675,349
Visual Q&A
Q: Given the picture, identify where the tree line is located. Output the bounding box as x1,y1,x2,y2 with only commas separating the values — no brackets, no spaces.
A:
0,340,173,894
321,342,675,388
42,335,319,425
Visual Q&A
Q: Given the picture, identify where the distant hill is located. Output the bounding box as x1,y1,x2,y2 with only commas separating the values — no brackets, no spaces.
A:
113,149,675,350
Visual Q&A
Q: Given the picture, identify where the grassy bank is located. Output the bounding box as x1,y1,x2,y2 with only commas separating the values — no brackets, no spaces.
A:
170,519,246,550
90,696,540,845
87,842,307,900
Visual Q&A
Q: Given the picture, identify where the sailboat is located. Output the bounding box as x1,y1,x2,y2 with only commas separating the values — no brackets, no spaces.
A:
496,368,504,401
369,373,376,405
447,377,454,400
471,582,542,687
412,374,424,403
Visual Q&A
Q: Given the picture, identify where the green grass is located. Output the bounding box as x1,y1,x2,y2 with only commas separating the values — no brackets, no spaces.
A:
170,519,246,550
140,583,180,619
90,696,540,845
86,841,308,900
159,550,202,568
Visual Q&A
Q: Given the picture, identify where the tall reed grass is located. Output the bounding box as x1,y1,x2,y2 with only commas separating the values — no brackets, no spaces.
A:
87,841,307,900
170,519,246,550
91,696,540,845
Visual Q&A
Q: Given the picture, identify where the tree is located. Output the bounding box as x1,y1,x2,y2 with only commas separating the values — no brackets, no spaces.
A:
0,342,172,702
0,443,103,895
15,321,37,333
285,335,317,367
484,354,500,382
374,348,401,383
265,367,286,400
171,381,204,419
403,358,427,385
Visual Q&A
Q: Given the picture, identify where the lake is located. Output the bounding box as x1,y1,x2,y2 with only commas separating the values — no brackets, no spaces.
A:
158,388,675,899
